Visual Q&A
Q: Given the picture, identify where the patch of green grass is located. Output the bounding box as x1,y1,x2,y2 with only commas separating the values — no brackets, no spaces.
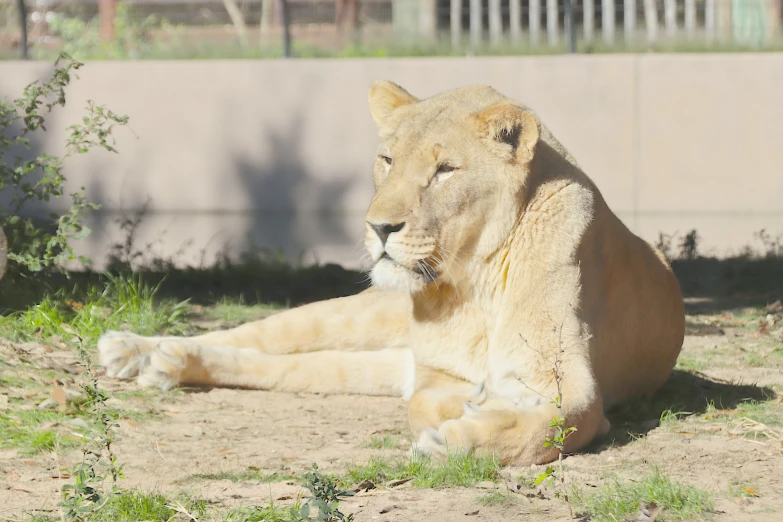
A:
367,434,400,449
0,402,157,454
674,356,708,372
745,352,767,367
206,297,283,324
23,515,57,522
222,504,300,522
573,468,714,522
345,453,501,489
728,478,761,500
186,468,288,483
659,408,692,425
0,273,188,347
476,489,518,507
89,490,209,522
733,399,782,426
0,410,82,455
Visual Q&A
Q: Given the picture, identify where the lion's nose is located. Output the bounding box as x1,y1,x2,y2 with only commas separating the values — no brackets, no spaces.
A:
369,222,405,246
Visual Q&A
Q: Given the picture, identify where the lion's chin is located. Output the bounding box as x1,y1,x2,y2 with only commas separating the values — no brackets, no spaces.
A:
370,257,428,294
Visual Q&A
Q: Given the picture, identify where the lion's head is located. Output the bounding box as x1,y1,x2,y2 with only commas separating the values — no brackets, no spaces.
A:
364,81,541,293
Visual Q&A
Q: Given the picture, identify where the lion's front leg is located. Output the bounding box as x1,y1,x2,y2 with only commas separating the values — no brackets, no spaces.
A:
407,367,489,436
108,337,415,396
412,369,609,466
98,289,411,385
99,331,168,379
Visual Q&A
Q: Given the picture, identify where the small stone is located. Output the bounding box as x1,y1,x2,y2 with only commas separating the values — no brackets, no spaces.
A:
184,426,204,438
67,418,90,430
37,398,58,410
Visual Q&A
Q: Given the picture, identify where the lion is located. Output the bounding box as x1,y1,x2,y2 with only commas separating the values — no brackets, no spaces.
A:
98,82,684,465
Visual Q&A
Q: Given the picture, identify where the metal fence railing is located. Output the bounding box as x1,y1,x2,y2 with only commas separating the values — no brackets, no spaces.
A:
1,0,782,59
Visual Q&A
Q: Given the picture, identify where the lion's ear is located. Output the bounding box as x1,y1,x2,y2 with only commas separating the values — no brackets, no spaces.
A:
368,81,418,129
472,104,540,164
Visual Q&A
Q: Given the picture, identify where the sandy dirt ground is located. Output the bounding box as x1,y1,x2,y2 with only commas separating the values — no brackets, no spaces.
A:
1,302,782,521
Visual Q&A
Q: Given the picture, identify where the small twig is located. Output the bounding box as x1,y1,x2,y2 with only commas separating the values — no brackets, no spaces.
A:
155,439,169,461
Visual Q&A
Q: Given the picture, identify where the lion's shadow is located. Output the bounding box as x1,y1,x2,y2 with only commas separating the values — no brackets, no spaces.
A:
586,369,775,453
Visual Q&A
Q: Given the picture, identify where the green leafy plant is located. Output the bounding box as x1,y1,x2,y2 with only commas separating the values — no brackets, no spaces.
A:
533,333,578,519
58,334,124,520
292,464,354,522
0,53,128,277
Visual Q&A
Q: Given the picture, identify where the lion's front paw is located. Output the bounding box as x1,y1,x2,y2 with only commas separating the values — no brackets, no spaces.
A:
98,331,156,379
137,340,191,391
411,427,448,459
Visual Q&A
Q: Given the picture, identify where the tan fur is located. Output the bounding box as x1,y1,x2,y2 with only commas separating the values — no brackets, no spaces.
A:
98,82,684,465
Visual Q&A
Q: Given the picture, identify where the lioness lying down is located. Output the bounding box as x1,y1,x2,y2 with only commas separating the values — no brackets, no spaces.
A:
99,82,684,465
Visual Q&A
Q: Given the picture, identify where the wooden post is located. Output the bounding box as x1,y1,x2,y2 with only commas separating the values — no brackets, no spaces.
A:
470,0,481,48
547,0,558,46
530,0,542,45
716,0,732,41
767,0,782,44
99,0,116,41
584,0,594,42
685,0,695,39
510,0,522,44
624,0,636,45
451,0,462,48
336,0,359,45
489,0,501,47
603,0,615,45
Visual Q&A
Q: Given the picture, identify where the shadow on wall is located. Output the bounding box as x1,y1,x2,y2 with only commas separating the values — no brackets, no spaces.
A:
75,105,370,306
231,111,358,264
77,104,365,269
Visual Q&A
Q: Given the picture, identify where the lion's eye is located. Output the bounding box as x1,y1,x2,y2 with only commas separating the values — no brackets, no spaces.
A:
433,164,457,184
379,155,392,166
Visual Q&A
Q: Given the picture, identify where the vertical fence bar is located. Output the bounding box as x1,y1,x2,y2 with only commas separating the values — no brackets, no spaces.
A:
584,0,595,41
644,0,658,47
603,0,615,44
624,0,636,45
705,0,716,43
531,0,542,45
510,0,522,43
664,0,677,39
489,0,502,46
281,0,292,57
470,0,482,48
451,0,462,49
547,0,558,45
16,0,28,59
685,0,695,38
565,0,576,51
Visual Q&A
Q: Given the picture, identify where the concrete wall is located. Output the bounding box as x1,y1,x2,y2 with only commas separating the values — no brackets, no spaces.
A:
1,55,782,269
